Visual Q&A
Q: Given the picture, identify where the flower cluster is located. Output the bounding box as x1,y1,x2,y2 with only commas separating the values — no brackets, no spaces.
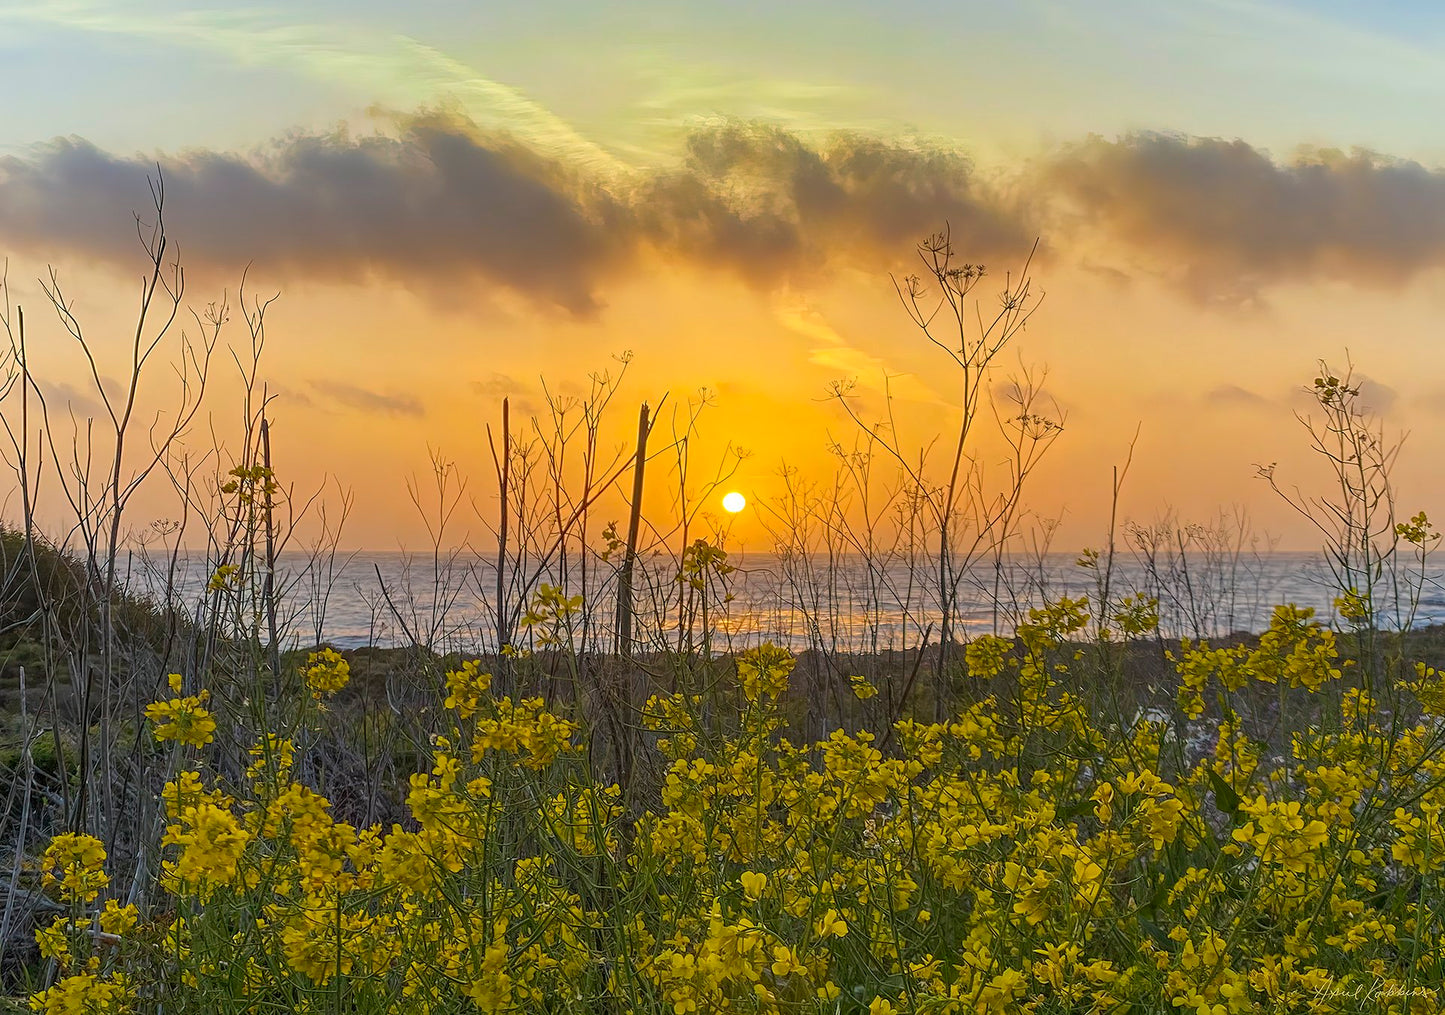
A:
21,598,1445,1015
38,833,108,904
302,647,351,699
736,642,794,701
1171,604,1342,717
28,834,136,1015
144,675,216,748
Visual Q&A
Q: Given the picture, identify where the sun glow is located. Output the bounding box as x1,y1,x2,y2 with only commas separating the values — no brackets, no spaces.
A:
722,491,746,513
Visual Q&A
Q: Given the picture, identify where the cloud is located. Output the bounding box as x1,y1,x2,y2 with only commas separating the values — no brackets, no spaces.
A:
1205,384,1269,408
312,381,424,418
469,372,539,415
1354,375,1399,416
265,382,316,410
36,379,109,420
773,297,945,405
1286,372,1399,417
639,123,1035,287
7,114,1445,313
1042,132,1445,303
991,376,1066,421
469,373,518,400
0,111,628,314
0,4,621,172
0,113,1035,315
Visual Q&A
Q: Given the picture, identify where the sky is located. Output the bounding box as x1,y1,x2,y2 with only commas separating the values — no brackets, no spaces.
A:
2,0,1444,553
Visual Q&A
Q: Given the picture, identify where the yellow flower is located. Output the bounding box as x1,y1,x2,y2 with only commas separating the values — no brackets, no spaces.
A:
770,945,803,978
303,647,350,699
965,634,1012,679
737,643,794,700
444,659,493,719
739,871,767,900
814,908,847,938
206,563,240,593
849,674,878,700
162,801,251,896
979,968,1028,1011
27,972,133,1015
1092,781,1115,824
1136,795,1186,851
39,833,109,904
98,900,139,936
145,691,216,748
34,918,70,963
245,734,296,789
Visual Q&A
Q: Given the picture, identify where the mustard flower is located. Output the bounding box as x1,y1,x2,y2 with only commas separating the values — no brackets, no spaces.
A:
39,833,108,904
303,647,351,699
145,689,216,748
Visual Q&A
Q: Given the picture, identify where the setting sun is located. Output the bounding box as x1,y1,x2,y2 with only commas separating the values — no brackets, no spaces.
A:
722,491,747,513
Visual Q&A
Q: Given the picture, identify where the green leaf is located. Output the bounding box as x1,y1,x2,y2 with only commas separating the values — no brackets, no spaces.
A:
1207,768,1242,820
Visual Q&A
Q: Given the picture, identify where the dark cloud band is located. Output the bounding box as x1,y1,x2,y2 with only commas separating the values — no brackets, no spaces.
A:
0,112,1029,313
1044,133,1445,302
2,115,1442,310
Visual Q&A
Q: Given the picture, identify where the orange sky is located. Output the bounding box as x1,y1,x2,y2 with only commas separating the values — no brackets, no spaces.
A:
8,242,1441,556
4,3,1445,555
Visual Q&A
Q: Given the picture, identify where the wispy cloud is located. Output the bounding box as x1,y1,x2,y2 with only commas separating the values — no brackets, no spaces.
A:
36,378,109,420
773,297,943,405
312,381,424,418
1285,373,1399,417
0,2,623,172
1204,384,1269,409
469,373,517,401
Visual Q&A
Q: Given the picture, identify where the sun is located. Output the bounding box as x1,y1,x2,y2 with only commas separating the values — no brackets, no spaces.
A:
722,491,747,514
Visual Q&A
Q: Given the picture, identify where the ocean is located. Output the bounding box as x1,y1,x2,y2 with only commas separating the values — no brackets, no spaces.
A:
117,548,1445,653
